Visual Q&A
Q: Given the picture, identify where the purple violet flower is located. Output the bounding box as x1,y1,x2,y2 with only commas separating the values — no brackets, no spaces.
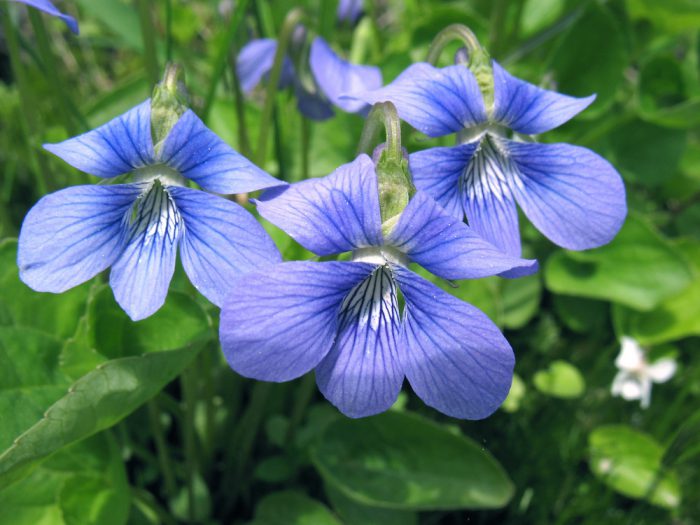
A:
219,154,537,419
236,35,381,120
18,99,283,320
337,0,363,25
353,62,627,256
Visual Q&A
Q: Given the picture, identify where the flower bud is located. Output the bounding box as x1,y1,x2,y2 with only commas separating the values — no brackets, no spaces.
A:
151,63,190,152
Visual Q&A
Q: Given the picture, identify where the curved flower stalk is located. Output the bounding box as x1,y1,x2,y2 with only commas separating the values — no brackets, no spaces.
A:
612,337,677,409
220,153,537,419
9,0,79,34
18,72,283,321
352,36,626,257
237,34,382,120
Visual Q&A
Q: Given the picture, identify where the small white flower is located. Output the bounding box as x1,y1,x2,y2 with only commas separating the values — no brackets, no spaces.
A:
611,337,677,408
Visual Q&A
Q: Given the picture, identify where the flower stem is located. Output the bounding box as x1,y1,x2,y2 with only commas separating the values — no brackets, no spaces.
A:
357,101,402,163
147,399,177,499
300,116,311,180
131,487,178,525
28,10,80,134
255,8,305,166
426,23,485,65
228,50,252,158
165,0,173,62
221,382,272,516
488,0,508,57
1,8,49,196
136,0,160,86
202,0,251,120
180,367,198,523
284,373,316,446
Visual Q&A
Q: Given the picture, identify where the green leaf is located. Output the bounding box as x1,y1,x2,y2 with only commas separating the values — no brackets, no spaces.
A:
325,483,418,525
417,266,502,325
254,455,298,483
311,411,514,510
609,120,687,186
589,425,681,509
88,285,211,359
637,54,700,128
0,239,90,339
501,274,541,329
0,345,202,489
0,433,130,525
544,215,693,310
0,327,69,452
533,360,585,399
549,4,628,116
553,295,608,334
520,0,566,37
72,0,144,51
626,0,700,33
613,240,700,344
249,491,342,525
59,286,108,380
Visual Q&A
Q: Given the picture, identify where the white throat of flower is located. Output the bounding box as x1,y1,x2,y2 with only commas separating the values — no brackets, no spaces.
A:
351,246,409,268
125,167,184,246
133,164,187,187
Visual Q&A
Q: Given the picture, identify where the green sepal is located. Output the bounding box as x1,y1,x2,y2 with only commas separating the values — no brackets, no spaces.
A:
467,47,494,112
150,63,190,153
376,149,415,237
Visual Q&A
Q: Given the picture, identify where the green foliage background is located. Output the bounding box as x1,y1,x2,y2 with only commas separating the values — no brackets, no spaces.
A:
0,0,699,523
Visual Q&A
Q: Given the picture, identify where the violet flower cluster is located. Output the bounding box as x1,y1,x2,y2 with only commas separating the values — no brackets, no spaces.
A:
16,14,627,421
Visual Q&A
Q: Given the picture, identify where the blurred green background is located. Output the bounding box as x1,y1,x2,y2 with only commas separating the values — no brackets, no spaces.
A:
0,0,699,523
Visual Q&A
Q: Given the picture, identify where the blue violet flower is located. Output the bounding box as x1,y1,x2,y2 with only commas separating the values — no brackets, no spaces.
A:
354,61,627,256
220,154,537,419
237,35,382,120
18,99,283,320
337,0,364,25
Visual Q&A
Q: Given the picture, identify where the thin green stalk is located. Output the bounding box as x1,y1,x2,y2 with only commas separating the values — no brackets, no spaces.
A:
2,9,48,196
255,8,304,165
318,0,335,39
501,3,589,66
200,345,216,466
147,399,177,499
228,52,252,157
488,0,508,57
426,23,484,65
300,116,311,180
254,0,276,37
165,0,173,62
272,103,288,180
181,368,198,523
222,382,272,515
136,0,160,86
202,0,251,120
131,488,178,525
507,0,526,49
357,101,402,162
284,373,316,446
28,10,79,134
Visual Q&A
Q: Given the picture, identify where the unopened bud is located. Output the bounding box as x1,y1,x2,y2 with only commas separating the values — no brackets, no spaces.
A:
151,63,191,152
